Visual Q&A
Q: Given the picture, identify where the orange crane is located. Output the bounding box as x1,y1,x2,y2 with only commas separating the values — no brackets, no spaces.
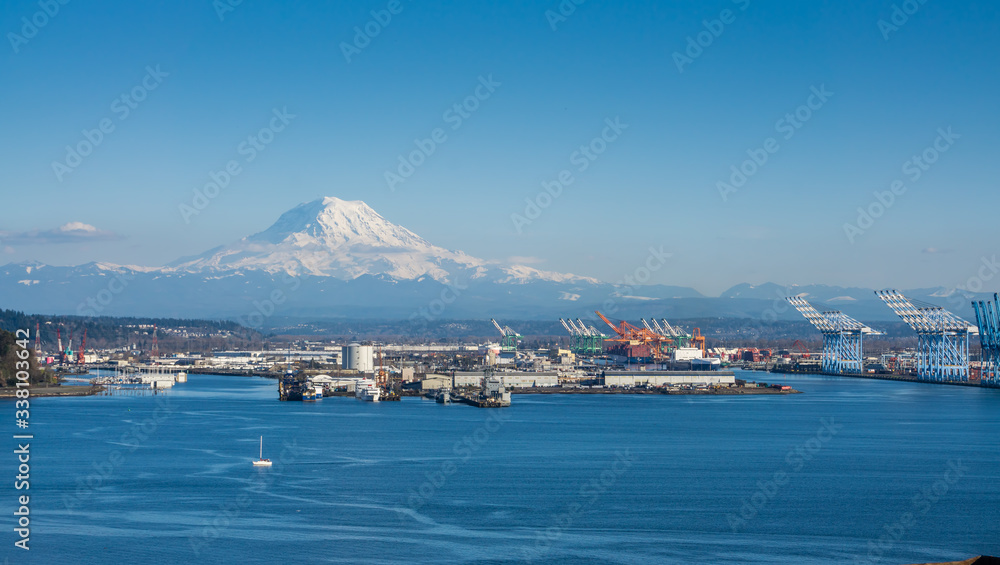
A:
595,311,672,360
792,339,811,358
691,328,705,356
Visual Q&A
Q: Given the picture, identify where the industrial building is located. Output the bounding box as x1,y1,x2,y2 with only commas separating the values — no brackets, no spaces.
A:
451,371,559,388
341,343,374,372
602,371,736,388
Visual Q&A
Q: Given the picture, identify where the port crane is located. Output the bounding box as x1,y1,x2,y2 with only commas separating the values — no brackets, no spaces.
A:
787,297,882,375
596,311,672,361
76,329,87,364
559,318,605,355
376,343,401,401
877,290,976,382
691,328,705,356
491,319,521,353
972,293,1000,387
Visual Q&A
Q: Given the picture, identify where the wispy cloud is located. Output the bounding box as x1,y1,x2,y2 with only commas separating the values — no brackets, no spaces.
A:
508,256,544,265
922,247,954,255
0,222,121,245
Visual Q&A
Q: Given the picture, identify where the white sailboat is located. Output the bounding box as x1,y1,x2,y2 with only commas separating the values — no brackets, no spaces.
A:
252,436,272,467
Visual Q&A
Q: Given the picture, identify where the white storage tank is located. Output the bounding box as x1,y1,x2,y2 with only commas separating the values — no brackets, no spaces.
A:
342,343,374,372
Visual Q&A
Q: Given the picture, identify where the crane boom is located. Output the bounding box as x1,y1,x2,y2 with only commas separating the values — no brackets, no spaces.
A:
595,311,624,336
491,318,506,336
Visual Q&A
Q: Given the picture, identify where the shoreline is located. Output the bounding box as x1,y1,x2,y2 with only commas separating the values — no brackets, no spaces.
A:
510,386,800,395
0,385,103,399
769,368,1000,389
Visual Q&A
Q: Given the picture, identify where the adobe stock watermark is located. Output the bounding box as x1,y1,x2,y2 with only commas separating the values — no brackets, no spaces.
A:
739,284,797,343
235,273,302,330
408,279,469,326
62,396,175,511
673,0,751,73
842,127,958,244
877,0,929,41
340,0,412,63
384,74,500,191
189,439,301,556
853,459,967,565
405,410,509,511
51,65,169,182
75,270,136,316
718,84,833,202
7,0,71,54
213,0,246,22
544,0,587,31
942,255,1000,312
511,117,628,233
579,245,672,326
179,107,296,223
727,417,842,532
523,449,634,562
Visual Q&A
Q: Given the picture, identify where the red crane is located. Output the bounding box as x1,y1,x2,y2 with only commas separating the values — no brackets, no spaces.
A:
792,339,811,358
77,329,87,364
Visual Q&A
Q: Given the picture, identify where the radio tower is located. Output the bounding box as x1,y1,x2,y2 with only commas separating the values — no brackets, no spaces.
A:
876,290,978,382
786,297,882,374
151,325,159,360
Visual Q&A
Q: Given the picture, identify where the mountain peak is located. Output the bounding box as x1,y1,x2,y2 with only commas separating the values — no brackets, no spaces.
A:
248,196,427,249
166,196,598,284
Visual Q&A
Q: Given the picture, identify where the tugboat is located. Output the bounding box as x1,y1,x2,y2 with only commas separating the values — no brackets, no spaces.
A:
252,436,272,467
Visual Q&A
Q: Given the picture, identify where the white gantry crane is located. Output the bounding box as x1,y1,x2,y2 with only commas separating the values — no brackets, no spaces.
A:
786,296,882,374
876,290,978,382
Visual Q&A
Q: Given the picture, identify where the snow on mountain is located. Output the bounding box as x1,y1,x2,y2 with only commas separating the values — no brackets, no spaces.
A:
168,197,598,284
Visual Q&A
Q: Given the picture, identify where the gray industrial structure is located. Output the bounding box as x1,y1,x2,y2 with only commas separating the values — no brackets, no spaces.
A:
602,371,735,388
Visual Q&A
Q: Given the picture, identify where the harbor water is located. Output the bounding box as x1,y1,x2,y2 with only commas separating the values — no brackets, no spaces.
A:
4,371,999,564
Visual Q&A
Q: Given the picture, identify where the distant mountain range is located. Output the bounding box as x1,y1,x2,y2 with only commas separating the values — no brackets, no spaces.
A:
0,197,991,328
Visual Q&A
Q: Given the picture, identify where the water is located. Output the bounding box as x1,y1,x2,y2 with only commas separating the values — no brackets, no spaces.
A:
4,371,999,564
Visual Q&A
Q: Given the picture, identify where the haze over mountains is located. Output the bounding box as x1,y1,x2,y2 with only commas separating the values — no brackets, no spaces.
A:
0,198,988,326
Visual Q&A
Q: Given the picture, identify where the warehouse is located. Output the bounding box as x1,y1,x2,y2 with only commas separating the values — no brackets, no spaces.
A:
451,371,559,388
602,371,735,388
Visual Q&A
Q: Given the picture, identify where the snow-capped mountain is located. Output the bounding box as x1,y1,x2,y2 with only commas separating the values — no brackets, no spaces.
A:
168,197,596,284
3,197,984,325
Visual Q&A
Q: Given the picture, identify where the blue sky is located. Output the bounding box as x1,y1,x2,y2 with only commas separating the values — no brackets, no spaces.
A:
1,0,997,295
